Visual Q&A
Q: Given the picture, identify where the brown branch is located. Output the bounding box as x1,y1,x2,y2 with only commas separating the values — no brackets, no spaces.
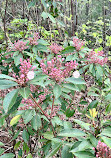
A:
30,94,56,137
50,95,55,118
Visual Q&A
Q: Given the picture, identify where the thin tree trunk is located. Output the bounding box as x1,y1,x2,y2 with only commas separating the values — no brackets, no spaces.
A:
3,0,8,47
71,0,74,36
102,3,106,54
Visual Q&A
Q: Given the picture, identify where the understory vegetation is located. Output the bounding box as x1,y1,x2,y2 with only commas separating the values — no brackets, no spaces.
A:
0,0,111,158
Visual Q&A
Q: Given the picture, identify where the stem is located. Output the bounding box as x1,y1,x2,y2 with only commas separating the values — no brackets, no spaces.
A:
30,94,49,119
30,94,56,136
50,96,55,118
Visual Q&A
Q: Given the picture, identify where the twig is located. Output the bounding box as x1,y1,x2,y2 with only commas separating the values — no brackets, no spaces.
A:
30,94,56,136
50,95,55,118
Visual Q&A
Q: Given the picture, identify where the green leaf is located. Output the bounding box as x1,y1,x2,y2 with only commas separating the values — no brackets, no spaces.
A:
46,143,62,158
66,108,75,117
26,154,33,158
14,53,23,66
0,80,18,90
19,87,31,99
10,115,21,126
89,134,98,147
100,127,111,137
0,74,15,81
0,153,15,158
62,145,73,158
32,46,37,54
87,92,99,97
0,142,4,147
14,141,21,150
73,151,95,158
96,65,103,78
22,129,29,143
58,129,86,137
43,131,54,140
38,39,49,45
74,119,90,130
63,83,80,91
88,100,98,109
36,44,48,52
12,129,21,140
28,74,48,82
7,96,22,115
70,140,92,153
105,94,111,101
0,148,5,156
57,20,65,27
23,110,35,124
23,142,29,154
3,89,19,113
41,11,48,20
65,77,86,85
66,55,74,61
101,136,111,148
47,13,56,23
53,84,62,99
62,46,75,54
31,114,41,130
28,1,36,8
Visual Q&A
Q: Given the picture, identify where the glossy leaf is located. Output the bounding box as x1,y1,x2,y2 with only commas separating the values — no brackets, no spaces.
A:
3,89,19,113
0,80,18,90
58,129,86,137
65,77,86,85
53,84,62,99
19,87,31,99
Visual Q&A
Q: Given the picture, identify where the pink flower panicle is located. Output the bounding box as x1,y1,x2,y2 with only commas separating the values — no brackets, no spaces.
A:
49,43,63,54
40,57,78,82
18,98,35,110
13,59,36,86
93,141,111,158
13,40,29,52
19,88,50,110
28,32,39,45
87,50,108,66
73,37,85,51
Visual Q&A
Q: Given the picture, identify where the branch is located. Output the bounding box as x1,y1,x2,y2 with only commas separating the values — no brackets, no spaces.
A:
30,94,56,136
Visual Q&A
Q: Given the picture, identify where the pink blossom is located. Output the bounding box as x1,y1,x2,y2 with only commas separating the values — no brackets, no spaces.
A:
73,37,85,51
13,40,29,52
28,32,39,45
87,50,108,66
94,141,111,158
49,43,63,54
40,57,78,82
14,59,35,86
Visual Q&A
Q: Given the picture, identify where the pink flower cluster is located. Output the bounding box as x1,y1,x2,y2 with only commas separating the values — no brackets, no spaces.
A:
19,88,49,110
93,141,111,158
49,43,63,54
18,98,35,110
28,32,39,45
13,40,29,52
73,37,85,51
40,57,78,82
13,59,36,86
87,50,108,66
